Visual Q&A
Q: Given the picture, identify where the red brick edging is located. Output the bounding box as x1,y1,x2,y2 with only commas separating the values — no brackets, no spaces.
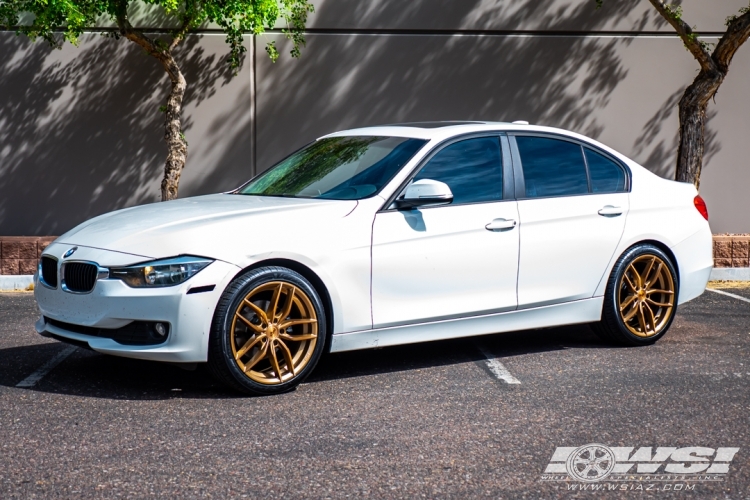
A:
713,234,750,268
1,237,56,275
1,234,748,275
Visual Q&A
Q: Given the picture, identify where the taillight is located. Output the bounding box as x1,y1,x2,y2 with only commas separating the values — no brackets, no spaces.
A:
694,195,708,220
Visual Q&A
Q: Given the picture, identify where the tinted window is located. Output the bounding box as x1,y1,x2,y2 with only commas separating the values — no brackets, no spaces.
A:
585,148,626,193
516,137,588,198
239,136,427,200
413,137,503,205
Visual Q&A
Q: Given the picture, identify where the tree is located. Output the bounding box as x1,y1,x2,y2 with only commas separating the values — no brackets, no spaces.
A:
597,0,750,189
0,0,313,200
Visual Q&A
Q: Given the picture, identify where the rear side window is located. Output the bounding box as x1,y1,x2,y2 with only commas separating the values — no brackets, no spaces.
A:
516,137,588,198
414,137,503,205
585,148,626,193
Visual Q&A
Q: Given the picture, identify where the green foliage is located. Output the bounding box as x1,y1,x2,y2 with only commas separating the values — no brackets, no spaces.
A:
0,0,313,68
594,1,712,53
727,5,750,27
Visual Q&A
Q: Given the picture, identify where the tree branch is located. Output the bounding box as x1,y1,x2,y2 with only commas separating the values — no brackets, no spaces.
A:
114,3,180,82
169,0,197,51
713,8,750,72
646,0,715,71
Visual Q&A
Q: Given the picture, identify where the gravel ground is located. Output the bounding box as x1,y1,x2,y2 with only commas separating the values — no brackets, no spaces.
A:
0,290,748,499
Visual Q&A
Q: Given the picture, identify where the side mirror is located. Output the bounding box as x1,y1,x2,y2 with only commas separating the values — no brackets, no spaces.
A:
395,179,454,209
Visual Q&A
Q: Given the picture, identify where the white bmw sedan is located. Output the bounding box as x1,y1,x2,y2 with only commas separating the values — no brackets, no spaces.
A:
34,122,713,395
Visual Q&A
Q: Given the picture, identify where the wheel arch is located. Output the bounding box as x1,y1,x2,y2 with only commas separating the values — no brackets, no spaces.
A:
242,258,336,353
627,239,680,283
596,238,681,299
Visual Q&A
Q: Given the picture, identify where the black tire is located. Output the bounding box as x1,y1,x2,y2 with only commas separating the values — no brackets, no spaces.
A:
592,244,679,346
208,266,327,396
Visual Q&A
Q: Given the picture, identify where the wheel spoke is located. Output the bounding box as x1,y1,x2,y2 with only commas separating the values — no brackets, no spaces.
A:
622,300,639,321
269,341,283,380
646,289,674,295
235,312,264,333
279,286,296,321
637,303,648,333
243,342,269,372
276,339,296,377
279,318,317,330
619,294,637,312
642,257,656,287
243,299,268,324
645,262,663,289
643,302,658,333
628,264,643,288
267,283,284,320
623,271,638,292
279,332,317,342
235,334,266,360
646,298,672,308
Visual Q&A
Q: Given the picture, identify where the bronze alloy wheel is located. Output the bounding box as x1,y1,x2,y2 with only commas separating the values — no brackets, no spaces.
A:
230,281,318,385
617,254,675,338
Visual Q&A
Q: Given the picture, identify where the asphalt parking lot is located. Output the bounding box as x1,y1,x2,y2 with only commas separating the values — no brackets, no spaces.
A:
1,287,749,499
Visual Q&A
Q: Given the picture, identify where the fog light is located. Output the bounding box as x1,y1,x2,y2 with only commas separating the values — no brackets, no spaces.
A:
154,323,167,337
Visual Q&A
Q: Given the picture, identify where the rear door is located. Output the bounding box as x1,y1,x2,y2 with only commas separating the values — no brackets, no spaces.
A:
511,134,629,309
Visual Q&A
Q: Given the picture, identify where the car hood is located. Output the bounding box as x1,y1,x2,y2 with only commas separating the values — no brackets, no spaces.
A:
57,194,358,261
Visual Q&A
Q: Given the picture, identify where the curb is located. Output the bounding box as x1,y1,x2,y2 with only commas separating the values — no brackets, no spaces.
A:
710,268,750,281
0,275,34,291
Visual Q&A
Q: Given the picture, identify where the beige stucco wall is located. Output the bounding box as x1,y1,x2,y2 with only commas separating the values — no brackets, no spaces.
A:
1,0,749,235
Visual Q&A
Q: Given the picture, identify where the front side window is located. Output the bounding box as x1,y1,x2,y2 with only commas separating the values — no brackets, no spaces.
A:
413,137,503,205
585,148,626,193
516,136,589,198
239,136,427,200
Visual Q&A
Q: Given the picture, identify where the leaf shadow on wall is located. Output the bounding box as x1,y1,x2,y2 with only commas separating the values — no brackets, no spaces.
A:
0,0,704,235
199,0,655,193
0,23,238,236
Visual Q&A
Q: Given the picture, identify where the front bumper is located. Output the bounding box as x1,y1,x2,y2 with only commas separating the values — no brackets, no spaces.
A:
34,243,241,363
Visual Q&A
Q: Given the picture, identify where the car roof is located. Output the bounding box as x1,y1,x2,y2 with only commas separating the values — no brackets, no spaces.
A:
320,121,586,142
319,121,637,172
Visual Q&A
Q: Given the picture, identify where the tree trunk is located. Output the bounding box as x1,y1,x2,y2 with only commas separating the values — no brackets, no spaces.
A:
675,69,724,189
160,53,188,201
115,10,190,202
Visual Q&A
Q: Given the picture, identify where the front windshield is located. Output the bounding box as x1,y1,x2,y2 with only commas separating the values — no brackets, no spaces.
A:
238,136,428,200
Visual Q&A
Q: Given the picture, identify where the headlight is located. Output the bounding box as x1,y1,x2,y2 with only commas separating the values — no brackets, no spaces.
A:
109,256,213,288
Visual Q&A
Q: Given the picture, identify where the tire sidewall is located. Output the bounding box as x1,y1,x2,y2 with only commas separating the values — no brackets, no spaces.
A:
217,267,327,395
607,244,679,345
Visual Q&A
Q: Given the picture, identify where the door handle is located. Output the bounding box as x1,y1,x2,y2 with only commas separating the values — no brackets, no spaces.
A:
485,218,517,231
598,205,623,217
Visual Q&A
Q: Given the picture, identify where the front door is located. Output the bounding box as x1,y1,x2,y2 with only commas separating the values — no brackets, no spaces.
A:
371,136,519,328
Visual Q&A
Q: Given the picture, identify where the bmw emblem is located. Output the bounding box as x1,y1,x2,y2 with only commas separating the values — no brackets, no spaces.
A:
63,246,78,259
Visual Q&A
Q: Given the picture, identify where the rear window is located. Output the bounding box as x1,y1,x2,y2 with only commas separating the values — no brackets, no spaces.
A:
516,136,589,198
585,148,626,193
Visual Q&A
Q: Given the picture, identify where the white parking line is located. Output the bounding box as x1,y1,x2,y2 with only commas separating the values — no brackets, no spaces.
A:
476,343,521,384
707,288,750,304
16,346,76,388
